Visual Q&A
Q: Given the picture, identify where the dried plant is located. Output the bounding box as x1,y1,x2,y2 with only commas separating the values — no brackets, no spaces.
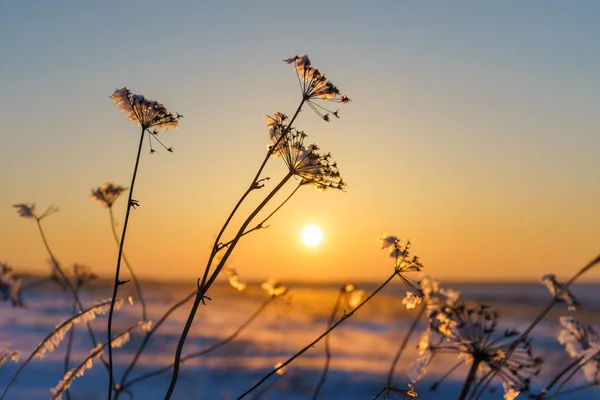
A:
106,88,181,398
164,55,349,398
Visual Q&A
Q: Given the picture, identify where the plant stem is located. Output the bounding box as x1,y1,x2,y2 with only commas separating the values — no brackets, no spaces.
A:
107,126,146,400
458,358,480,400
311,289,343,400
198,101,305,293
237,271,399,399
117,185,301,398
121,296,274,392
541,356,584,394
64,297,78,400
164,172,294,399
109,206,147,321
548,349,600,399
386,302,426,389
116,290,196,399
35,219,107,368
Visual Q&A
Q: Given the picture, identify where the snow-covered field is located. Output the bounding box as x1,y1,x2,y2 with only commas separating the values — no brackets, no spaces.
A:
1,279,599,399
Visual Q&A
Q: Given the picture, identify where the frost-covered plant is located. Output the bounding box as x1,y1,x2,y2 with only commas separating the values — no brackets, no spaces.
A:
534,317,600,398
164,55,349,398
0,343,20,369
106,88,181,397
12,203,105,356
114,283,284,396
421,303,543,400
238,235,423,399
470,255,600,400
51,322,145,400
1,299,123,399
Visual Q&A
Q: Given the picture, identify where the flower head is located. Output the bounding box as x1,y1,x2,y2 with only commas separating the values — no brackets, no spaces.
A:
261,278,288,297
541,274,579,311
269,127,345,191
110,87,180,131
379,235,423,298
13,203,58,220
558,317,600,383
90,183,128,208
427,303,542,396
283,55,350,121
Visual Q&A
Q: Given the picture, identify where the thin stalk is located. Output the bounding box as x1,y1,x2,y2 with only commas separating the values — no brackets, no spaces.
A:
218,184,302,251
430,360,464,391
548,360,591,399
117,185,301,398
237,271,399,399
115,290,196,399
107,126,146,400
121,296,274,392
198,100,305,293
109,206,147,321
472,253,600,400
52,324,141,400
64,297,78,400
541,356,584,394
311,289,343,400
165,172,294,399
548,349,600,399
386,302,426,388
1,299,116,399
35,219,107,369
458,358,480,400
552,382,597,397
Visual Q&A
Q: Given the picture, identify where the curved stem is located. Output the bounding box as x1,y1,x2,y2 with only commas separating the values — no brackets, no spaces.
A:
458,358,480,400
198,101,305,293
35,219,107,369
386,302,426,388
109,207,147,321
116,290,196,398
117,184,301,398
311,289,343,400
218,184,302,251
548,349,600,399
107,126,146,400
165,172,294,399
64,297,78,400
237,271,398,399
541,356,584,394
121,296,274,392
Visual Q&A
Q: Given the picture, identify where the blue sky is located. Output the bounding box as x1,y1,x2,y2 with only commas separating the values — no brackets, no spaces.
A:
1,1,599,282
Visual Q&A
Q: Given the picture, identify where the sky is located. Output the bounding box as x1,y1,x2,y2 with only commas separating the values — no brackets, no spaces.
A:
1,1,599,283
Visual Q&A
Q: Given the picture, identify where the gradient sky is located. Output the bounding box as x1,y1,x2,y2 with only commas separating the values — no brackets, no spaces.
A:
1,1,599,283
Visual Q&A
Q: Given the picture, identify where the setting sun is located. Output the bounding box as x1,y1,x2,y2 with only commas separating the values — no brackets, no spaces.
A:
301,225,323,246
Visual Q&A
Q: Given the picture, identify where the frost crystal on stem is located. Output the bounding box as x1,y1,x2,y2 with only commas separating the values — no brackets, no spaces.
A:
541,274,580,310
